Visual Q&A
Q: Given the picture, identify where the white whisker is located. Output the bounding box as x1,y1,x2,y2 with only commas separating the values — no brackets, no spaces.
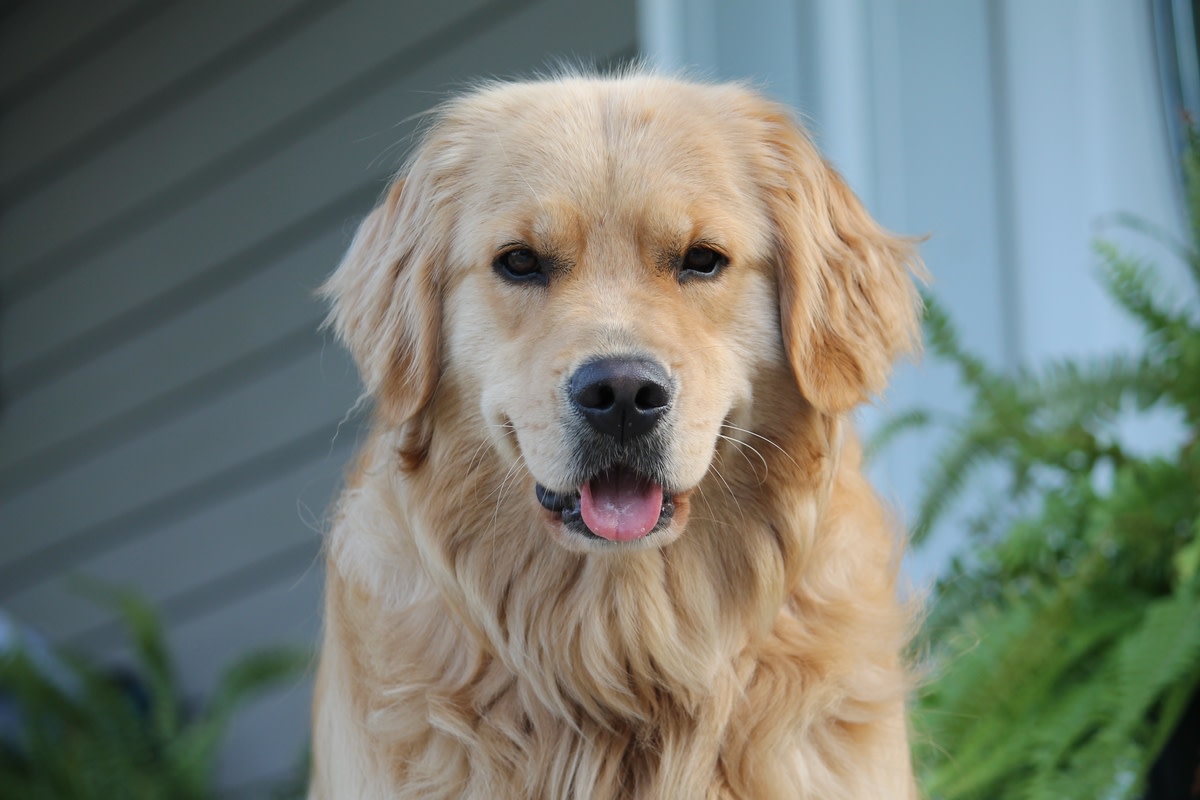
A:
487,457,527,563
720,423,800,470
716,432,768,484
706,462,747,529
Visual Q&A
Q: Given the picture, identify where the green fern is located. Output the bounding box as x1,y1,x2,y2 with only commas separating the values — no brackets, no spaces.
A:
0,590,309,800
900,132,1200,798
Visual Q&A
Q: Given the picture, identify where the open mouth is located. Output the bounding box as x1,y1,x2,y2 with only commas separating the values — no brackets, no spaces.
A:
535,466,675,542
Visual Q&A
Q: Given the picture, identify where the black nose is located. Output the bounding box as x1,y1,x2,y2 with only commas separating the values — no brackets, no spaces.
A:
569,357,672,441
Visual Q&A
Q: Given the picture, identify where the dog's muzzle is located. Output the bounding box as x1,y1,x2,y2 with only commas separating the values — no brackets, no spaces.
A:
568,356,672,443
536,356,677,542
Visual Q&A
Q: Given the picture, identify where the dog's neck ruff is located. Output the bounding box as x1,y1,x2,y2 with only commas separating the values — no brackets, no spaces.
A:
325,410,908,798
402,436,783,721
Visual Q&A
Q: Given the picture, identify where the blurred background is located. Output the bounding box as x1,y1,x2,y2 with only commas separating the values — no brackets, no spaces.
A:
0,0,1194,795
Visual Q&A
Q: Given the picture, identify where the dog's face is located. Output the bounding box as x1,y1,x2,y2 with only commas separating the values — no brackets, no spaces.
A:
440,82,785,552
323,76,922,553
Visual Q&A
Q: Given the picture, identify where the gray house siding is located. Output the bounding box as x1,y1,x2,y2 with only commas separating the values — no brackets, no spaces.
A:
0,0,636,792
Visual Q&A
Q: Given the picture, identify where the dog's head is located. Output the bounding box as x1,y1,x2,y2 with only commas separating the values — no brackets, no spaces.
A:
323,75,922,553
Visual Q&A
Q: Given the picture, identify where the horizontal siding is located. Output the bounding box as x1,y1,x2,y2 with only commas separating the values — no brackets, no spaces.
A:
0,0,492,292
0,0,159,101
0,226,347,481
0,350,361,583
0,0,637,792
5,446,347,644
0,0,333,202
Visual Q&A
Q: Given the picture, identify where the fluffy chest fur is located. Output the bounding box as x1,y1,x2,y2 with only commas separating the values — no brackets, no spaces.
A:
313,405,913,799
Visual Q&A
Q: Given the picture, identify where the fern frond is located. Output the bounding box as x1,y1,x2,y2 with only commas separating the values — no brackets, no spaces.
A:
1129,658,1200,798
1027,676,1109,769
911,420,1007,544
1108,590,1200,735
171,646,308,788
1101,211,1196,272
921,590,1143,798
1021,352,1163,422
920,292,994,389
0,593,307,798
1183,120,1200,287
1096,243,1191,335
862,408,931,463
75,582,181,742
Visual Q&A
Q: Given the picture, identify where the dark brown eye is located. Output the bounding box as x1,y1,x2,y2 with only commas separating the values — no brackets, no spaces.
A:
495,247,545,284
679,245,726,280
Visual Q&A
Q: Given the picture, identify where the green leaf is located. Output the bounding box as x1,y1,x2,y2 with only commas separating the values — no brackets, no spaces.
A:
910,419,1005,544
0,591,308,798
1108,591,1200,735
171,646,309,787
863,408,931,463
1095,243,1190,340
1175,516,1200,584
74,581,182,742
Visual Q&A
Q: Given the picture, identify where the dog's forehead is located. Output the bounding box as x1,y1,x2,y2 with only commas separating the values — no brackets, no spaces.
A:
448,81,748,194
437,78,769,234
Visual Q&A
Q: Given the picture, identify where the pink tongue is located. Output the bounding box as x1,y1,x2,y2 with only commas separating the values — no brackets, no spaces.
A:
579,470,663,542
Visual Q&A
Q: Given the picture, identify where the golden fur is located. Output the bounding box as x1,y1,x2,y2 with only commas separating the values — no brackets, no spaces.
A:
310,73,924,799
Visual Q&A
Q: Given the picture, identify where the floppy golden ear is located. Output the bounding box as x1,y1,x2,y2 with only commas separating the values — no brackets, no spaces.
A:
758,108,925,413
320,174,443,444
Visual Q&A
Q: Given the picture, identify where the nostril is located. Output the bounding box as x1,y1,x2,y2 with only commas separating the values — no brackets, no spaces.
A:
596,385,616,410
635,382,670,411
575,383,615,411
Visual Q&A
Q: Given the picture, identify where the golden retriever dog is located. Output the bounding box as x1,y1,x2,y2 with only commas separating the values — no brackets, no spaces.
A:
310,72,923,799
